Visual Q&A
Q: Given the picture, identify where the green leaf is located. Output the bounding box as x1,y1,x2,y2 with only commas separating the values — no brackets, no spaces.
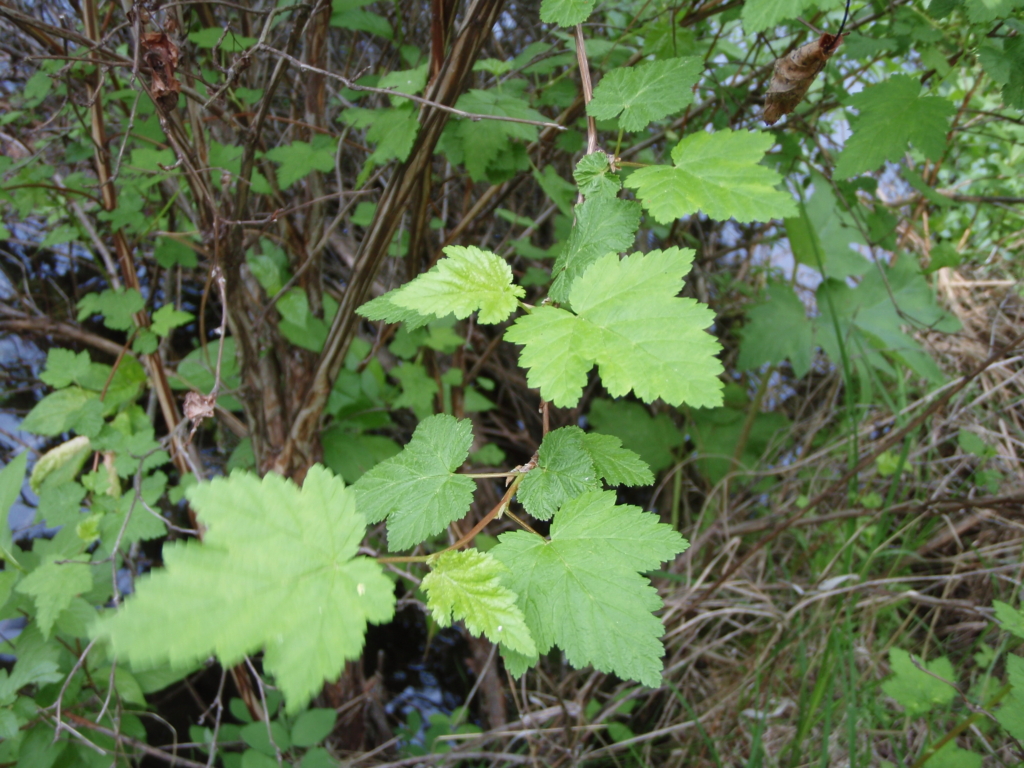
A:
151,305,194,337
341,105,420,183
549,196,641,304
966,0,1024,23
290,709,337,748
384,245,525,324
587,58,703,131
996,655,1024,740
352,414,475,551
737,282,813,377
16,555,93,639
92,466,395,714
833,76,955,179
391,362,439,420
505,249,724,409
21,388,104,438
357,293,431,329
39,348,91,389
492,490,688,687
587,399,684,473
579,433,654,487
188,27,257,52
29,436,91,493
925,742,983,768
422,549,536,656
0,451,28,565
540,0,595,26
994,600,1024,639
624,129,797,224
786,177,870,280
742,0,843,33
155,237,198,268
574,153,621,199
518,428,602,521
77,288,145,331
881,648,956,716
265,137,338,189
689,405,790,485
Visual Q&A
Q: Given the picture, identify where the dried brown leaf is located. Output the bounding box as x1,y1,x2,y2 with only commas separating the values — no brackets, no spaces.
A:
763,33,842,126
141,32,181,111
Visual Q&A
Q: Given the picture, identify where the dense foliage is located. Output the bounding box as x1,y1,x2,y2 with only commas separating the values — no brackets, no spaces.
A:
1,0,1023,765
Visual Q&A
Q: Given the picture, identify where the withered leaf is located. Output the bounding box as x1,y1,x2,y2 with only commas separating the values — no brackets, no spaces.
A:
141,32,181,111
763,33,842,126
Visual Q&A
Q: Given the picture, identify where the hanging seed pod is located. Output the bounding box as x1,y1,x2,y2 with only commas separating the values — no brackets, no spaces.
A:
763,32,843,125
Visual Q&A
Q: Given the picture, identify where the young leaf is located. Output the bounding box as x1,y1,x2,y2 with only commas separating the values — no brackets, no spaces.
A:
492,490,688,686
540,0,595,27
264,137,338,189
357,293,431,330
579,432,654,487
624,129,797,224
92,466,395,714
21,388,104,438
737,282,813,377
387,245,525,324
151,305,194,337
549,196,641,304
422,549,536,656
881,648,956,716
833,76,954,179
38,348,91,389
574,153,621,199
587,57,703,132
505,249,724,409
993,600,1024,639
518,428,602,521
352,414,475,551
77,288,144,331
16,555,93,639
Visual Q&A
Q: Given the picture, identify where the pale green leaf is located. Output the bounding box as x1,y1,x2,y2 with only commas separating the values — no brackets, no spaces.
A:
925,742,983,768
550,196,641,304
506,249,724,409
0,451,28,564
579,432,654,487
540,0,595,26
29,436,91,493
92,466,395,714
357,293,431,330
265,137,338,188
624,129,797,224
492,490,688,687
152,305,195,337
16,555,92,639
881,648,956,716
587,58,703,131
518,428,602,521
21,388,104,438
389,245,524,324
996,656,1024,740
834,76,955,179
742,0,843,33
737,282,813,377
352,414,475,551
422,549,536,656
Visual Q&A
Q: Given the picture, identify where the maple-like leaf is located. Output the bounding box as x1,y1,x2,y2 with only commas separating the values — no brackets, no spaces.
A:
151,305,194,337
38,348,91,389
380,245,525,324
340,105,420,184
737,282,813,377
743,0,844,33
91,466,395,714
518,428,602,521
834,76,954,179
881,648,956,716
550,196,641,304
357,293,431,330
505,249,724,409
77,288,144,331
540,0,595,26
421,549,536,656
588,398,685,473
16,555,92,639
994,600,1024,639
587,57,703,132
997,655,1024,740
265,137,338,188
352,414,475,551
624,129,797,224
492,490,688,686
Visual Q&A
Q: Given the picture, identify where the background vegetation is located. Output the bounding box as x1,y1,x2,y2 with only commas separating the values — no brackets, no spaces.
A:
1,0,1023,765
